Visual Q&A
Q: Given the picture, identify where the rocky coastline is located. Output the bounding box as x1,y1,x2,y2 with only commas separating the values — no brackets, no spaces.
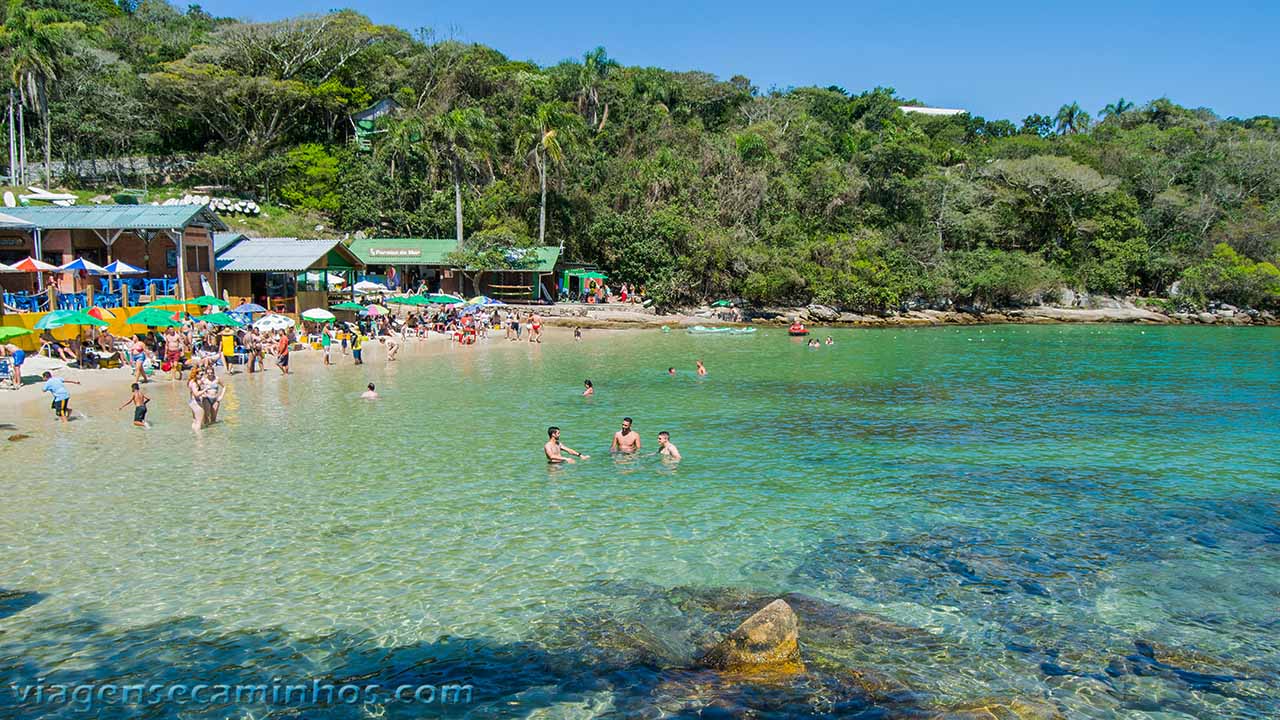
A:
534,298,1279,330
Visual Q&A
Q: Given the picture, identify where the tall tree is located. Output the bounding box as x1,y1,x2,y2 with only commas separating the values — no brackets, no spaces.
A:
429,106,495,243
1100,97,1134,120
519,102,571,248
577,46,616,132
0,0,86,185
1054,102,1091,135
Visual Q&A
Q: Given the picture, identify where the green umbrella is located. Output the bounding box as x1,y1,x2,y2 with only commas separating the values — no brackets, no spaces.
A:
711,299,734,307
0,326,33,341
580,271,609,280
34,310,108,330
128,307,186,328
145,297,187,308
425,294,458,304
331,301,365,311
189,295,229,307
199,312,245,327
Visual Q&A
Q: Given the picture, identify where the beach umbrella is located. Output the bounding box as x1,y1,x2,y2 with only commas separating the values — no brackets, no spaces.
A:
253,313,296,331
199,312,245,328
56,257,108,274
359,305,387,317
0,261,15,272
353,281,388,294
331,301,365,311
301,308,336,323
189,295,229,308
145,297,187,308
102,259,145,275
10,256,57,272
467,295,505,306
232,302,267,314
425,294,459,304
35,309,108,330
0,326,32,341
128,307,185,328
86,306,117,321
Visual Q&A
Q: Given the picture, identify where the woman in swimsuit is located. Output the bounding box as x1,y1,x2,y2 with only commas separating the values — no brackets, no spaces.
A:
186,368,205,431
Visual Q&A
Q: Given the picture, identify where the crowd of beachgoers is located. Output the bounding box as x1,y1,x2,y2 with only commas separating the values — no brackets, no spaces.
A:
0,301,557,432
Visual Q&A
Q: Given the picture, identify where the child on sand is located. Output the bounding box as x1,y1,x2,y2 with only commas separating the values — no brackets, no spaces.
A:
41,371,80,422
119,382,151,428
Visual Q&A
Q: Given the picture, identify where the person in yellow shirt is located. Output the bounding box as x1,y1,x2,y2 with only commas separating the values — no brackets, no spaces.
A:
351,331,364,365
219,328,237,373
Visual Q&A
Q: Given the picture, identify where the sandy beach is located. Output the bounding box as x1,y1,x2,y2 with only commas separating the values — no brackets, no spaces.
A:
0,325,589,419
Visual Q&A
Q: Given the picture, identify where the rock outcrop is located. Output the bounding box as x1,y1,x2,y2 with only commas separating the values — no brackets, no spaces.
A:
698,598,802,673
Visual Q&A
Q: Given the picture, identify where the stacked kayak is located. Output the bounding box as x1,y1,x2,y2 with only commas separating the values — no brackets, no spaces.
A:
687,325,757,335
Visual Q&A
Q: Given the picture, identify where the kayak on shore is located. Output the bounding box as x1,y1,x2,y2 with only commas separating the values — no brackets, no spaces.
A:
687,325,757,335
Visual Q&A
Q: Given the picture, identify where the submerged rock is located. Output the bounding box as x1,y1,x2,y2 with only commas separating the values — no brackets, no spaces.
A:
929,696,1064,719
7,433,30,441
698,599,803,673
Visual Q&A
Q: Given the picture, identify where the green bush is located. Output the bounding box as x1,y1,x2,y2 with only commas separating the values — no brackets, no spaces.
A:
279,144,341,214
1179,243,1280,309
948,248,1060,308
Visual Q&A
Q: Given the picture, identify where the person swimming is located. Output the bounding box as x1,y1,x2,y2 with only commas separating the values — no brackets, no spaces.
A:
667,367,676,377
696,360,707,376
583,379,594,397
611,416,641,453
545,426,588,464
807,338,820,348
657,431,681,461
362,382,378,399
824,336,834,345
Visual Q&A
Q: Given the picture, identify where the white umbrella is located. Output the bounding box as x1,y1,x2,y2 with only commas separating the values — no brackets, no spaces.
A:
0,261,15,272
300,308,335,322
253,313,296,331
353,281,389,294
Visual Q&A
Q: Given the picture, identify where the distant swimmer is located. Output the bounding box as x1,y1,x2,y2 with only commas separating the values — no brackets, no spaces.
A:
361,382,378,399
667,367,676,377
583,379,594,397
807,339,820,349
657,431,681,461
611,416,642,453
824,336,834,345
696,359,707,377
545,426,588,464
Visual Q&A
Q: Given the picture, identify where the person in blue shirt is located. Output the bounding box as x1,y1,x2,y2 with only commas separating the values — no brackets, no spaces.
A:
41,371,80,422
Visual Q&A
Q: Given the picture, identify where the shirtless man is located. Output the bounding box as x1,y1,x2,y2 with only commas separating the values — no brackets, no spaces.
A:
545,426,588,464
611,417,641,453
361,383,378,399
163,328,183,378
657,431,681,461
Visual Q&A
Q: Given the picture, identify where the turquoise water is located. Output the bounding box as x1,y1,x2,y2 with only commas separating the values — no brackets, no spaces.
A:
0,325,1278,718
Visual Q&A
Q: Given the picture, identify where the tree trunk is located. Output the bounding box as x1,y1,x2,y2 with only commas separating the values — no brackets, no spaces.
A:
18,103,26,186
39,76,51,187
538,151,547,245
453,168,464,243
7,91,14,184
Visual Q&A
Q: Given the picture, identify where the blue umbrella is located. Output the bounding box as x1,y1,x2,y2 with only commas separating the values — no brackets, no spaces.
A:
232,303,267,314
102,259,145,275
56,257,108,274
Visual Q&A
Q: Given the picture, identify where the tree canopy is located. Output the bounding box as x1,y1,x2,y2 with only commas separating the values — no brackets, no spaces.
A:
2,0,1278,310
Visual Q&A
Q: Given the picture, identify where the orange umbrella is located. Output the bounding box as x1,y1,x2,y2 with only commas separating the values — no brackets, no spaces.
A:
87,306,117,321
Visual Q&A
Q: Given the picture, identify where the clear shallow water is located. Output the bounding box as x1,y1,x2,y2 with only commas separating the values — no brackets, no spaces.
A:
0,325,1277,718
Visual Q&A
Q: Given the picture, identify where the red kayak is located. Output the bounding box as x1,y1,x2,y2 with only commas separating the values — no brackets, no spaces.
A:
788,323,809,336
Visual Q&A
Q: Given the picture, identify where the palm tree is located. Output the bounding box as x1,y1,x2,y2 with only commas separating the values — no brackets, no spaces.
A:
1054,102,1091,135
0,0,86,186
577,46,617,132
519,102,571,248
429,107,495,243
1100,97,1134,120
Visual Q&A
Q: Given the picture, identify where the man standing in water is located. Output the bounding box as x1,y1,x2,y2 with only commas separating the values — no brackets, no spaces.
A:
657,431,681,461
611,417,642,453
545,426,588,464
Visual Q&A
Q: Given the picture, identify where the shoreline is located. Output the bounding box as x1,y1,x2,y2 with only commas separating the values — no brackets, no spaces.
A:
0,325,599,414
533,302,1279,329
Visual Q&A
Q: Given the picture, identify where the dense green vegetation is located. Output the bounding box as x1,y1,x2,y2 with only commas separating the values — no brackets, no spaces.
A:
3,0,1279,310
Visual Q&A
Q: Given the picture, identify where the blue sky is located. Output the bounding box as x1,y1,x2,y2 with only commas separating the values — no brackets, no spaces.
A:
202,0,1277,122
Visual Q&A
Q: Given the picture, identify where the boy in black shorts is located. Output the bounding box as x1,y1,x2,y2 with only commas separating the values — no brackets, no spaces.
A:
119,382,151,428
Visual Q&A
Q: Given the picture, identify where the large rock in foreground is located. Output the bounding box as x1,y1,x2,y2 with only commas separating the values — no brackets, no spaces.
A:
698,599,802,673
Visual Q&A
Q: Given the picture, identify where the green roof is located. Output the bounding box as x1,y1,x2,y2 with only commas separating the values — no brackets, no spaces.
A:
348,238,459,266
1,205,228,231
212,231,247,254
521,246,560,273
